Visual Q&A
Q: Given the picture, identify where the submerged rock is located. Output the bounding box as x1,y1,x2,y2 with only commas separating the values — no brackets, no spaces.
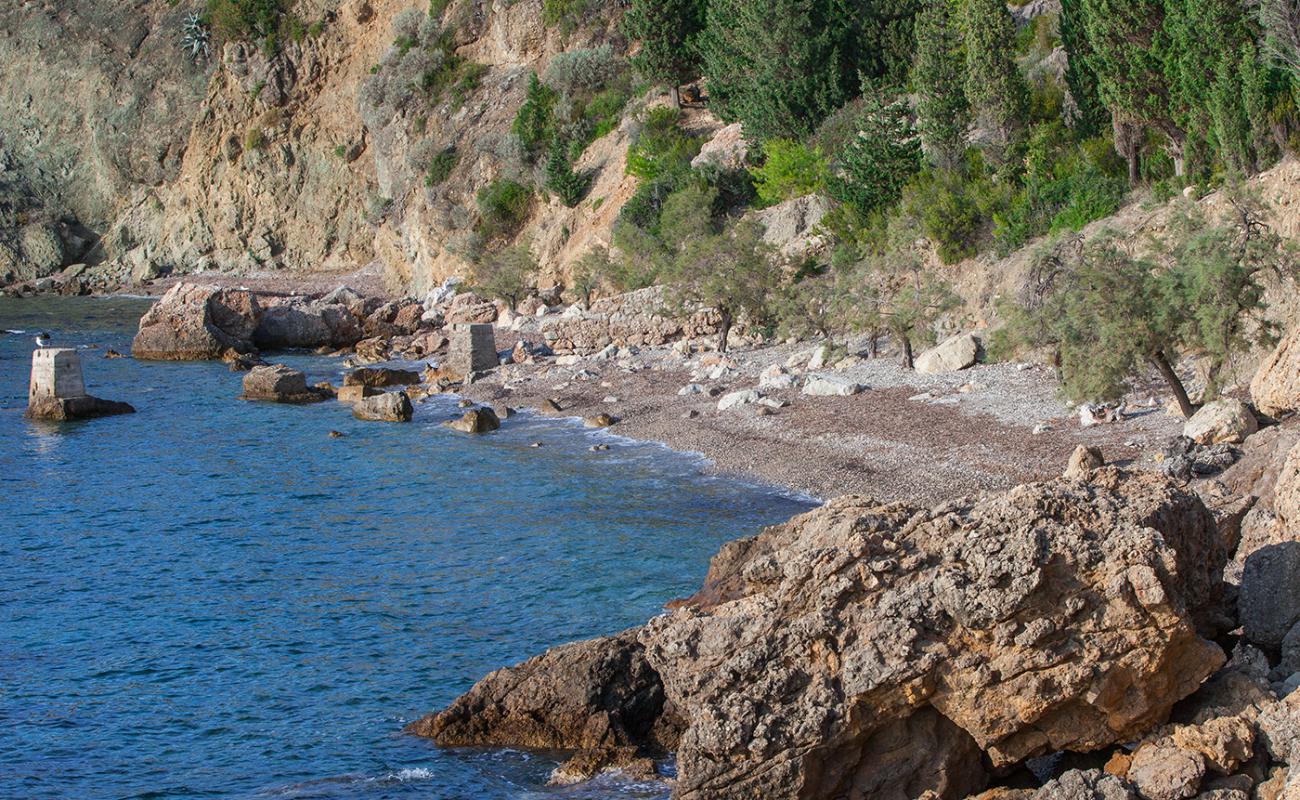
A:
25,395,134,421
419,468,1232,799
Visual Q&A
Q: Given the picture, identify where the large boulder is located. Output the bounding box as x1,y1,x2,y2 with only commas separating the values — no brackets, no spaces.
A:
352,391,414,422
253,297,363,350
1239,542,1300,650
802,374,865,397
640,469,1228,799
240,364,327,404
1251,326,1300,418
132,283,261,360
422,469,1232,800
1184,399,1259,446
407,630,678,754
343,367,420,388
915,332,983,375
25,395,134,421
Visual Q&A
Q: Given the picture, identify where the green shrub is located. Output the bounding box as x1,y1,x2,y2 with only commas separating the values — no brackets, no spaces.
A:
206,0,293,43
749,139,828,207
626,107,700,180
451,62,487,108
904,169,985,264
542,0,596,32
476,180,533,239
425,147,458,186
244,127,266,150
428,0,451,19
471,244,537,309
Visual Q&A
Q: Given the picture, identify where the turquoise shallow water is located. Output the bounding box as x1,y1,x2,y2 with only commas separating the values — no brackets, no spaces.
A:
0,297,814,800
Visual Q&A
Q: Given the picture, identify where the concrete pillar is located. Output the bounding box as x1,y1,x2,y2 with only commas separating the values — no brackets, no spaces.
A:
447,323,498,377
29,348,86,403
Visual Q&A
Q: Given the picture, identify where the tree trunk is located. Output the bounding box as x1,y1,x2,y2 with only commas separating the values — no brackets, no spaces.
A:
1112,114,1141,186
717,308,733,354
1152,349,1195,419
869,332,880,359
901,337,914,370
670,85,681,108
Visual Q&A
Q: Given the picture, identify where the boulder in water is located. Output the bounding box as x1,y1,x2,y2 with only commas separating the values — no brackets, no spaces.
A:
240,364,328,404
443,407,500,434
132,283,261,360
352,391,414,422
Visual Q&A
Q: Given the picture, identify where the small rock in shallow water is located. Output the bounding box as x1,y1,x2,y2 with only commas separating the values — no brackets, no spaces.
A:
541,398,563,414
530,441,544,448
584,413,616,428
104,349,126,359
458,398,473,408
590,444,610,452
443,407,500,434
328,430,344,439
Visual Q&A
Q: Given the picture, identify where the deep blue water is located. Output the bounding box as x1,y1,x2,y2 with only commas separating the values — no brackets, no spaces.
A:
0,297,813,800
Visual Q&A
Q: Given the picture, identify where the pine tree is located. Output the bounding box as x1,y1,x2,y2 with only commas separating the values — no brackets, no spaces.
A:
1059,0,1107,136
911,1,969,170
622,0,706,106
828,82,922,216
545,138,588,207
512,73,558,159
1209,52,1252,173
959,0,1028,163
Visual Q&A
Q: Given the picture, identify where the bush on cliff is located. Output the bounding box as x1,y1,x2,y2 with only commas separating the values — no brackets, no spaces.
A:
207,0,295,51
475,180,534,241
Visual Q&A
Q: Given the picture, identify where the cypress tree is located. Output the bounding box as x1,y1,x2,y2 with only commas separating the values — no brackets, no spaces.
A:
622,0,706,106
959,0,1028,163
1059,0,1107,136
1078,0,1174,180
697,0,846,140
911,0,969,170
1161,0,1250,174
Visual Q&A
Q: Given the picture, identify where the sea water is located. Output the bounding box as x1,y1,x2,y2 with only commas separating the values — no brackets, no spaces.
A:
0,297,814,800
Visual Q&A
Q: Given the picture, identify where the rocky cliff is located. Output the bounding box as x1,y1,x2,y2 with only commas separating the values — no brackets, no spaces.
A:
0,0,651,294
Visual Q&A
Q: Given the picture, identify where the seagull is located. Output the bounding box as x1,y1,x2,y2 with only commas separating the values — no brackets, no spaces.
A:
34,332,52,348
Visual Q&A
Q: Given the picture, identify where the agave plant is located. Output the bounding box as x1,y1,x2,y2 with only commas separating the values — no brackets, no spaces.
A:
181,12,211,62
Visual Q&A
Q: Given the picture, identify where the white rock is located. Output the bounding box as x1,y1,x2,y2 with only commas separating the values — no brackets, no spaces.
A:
678,383,706,396
759,364,786,381
802,375,865,397
760,397,788,409
761,374,798,390
603,395,620,404
1032,423,1052,435
908,392,934,401
709,365,736,381
717,389,762,411
786,353,809,369
556,355,582,366
807,344,831,370
914,333,982,375
1183,398,1259,445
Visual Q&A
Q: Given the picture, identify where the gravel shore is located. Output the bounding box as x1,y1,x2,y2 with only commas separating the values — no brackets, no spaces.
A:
460,338,1184,504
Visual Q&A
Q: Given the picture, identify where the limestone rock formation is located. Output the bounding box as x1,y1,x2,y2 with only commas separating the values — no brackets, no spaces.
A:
419,469,1233,800
1251,325,1300,418
352,390,414,422
132,283,261,360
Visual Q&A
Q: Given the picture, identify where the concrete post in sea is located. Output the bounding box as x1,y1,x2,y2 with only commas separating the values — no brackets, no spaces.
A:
29,348,87,403
26,347,134,421
447,323,498,378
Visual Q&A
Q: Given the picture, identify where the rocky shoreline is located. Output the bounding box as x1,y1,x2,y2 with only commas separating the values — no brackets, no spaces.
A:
74,279,1300,798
